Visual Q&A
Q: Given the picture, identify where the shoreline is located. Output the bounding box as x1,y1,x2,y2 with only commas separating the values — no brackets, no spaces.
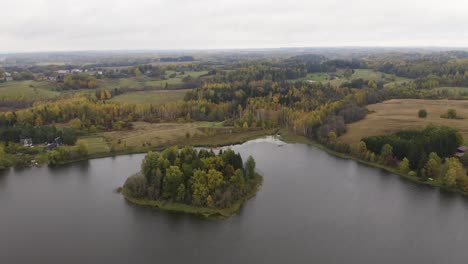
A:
49,128,279,166
26,126,468,199
120,174,263,219
279,131,468,196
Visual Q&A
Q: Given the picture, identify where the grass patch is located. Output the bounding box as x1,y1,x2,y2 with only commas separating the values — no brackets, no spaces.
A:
0,81,59,101
77,136,110,155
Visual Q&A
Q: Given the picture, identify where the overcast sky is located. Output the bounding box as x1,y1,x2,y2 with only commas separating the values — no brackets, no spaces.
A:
1,0,467,52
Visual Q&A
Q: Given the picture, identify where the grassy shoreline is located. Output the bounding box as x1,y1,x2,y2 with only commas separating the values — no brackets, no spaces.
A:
120,174,263,219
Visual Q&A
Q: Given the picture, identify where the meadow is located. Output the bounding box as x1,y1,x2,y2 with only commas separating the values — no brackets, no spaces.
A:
77,121,272,156
99,70,209,90
0,80,59,101
340,99,468,144
301,69,411,87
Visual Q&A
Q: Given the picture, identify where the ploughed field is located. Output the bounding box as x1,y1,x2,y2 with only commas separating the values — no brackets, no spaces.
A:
340,99,468,144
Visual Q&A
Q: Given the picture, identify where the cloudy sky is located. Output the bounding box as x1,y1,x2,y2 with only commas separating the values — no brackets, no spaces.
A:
1,0,467,52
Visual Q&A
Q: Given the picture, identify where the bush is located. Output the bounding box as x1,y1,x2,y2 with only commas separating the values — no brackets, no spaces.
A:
440,108,462,119
418,109,427,118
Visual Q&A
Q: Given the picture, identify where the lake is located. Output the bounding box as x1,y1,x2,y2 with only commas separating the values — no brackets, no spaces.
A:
2,137,468,263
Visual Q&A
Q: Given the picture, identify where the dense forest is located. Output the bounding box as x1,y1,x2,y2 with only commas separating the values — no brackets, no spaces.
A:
123,146,261,209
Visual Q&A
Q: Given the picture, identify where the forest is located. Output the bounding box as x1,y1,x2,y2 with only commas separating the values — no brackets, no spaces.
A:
123,146,261,210
1,48,468,193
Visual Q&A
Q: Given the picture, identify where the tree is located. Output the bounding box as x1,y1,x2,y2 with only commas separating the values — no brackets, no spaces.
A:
76,140,89,157
124,175,147,198
343,68,353,79
447,109,457,119
162,166,184,200
418,109,427,118
327,131,337,145
176,184,186,202
69,118,82,130
206,169,223,191
379,144,393,165
244,156,256,179
399,158,410,174
191,169,209,206
425,152,442,178
206,195,214,207
442,158,465,188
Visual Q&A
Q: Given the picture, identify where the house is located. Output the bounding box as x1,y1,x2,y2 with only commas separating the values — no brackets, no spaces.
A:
20,138,33,147
455,146,468,157
46,143,58,150
4,72,13,82
71,69,83,73
54,137,63,145
47,76,57,82
56,70,70,74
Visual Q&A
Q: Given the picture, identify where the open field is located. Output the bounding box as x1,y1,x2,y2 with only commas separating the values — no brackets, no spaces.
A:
99,70,208,90
340,99,468,144
76,136,110,155
299,69,412,87
101,121,233,149
0,81,59,101
109,89,188,104
77,121,272,156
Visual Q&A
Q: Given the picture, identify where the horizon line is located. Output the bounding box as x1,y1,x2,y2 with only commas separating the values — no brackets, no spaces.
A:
2,45,468,55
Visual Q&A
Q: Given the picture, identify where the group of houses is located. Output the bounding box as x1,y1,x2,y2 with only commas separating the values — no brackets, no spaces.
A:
20,137,62,151
45,68,102,82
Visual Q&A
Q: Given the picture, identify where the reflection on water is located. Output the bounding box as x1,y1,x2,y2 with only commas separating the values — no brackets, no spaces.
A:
2,138,468,264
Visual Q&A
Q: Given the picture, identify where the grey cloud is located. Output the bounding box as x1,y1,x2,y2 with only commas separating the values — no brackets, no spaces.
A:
1,0,467,52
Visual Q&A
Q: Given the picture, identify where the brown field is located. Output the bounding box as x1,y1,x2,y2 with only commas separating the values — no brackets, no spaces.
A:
340,99,468,144
101,122,211,148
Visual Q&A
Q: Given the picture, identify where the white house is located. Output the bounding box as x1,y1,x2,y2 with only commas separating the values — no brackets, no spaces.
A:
4,72,13,82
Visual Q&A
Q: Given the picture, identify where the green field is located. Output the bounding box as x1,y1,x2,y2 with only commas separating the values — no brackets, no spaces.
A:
0,81,59,101
299,69,411,87
99,70,209,90
76,136,110,155
109,89,189,104
304,73,329,82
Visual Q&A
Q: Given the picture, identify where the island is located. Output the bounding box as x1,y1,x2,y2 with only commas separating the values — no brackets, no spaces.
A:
120,146,263,218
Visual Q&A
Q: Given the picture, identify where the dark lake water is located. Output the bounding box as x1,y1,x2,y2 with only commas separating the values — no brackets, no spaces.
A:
2,137,468,263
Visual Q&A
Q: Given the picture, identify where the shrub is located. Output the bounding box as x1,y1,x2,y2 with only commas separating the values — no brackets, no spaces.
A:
418,109,427,118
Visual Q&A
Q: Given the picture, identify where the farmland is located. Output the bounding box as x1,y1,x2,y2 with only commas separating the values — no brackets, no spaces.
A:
340,99,468,144
0,80,59,101
76,121,273,156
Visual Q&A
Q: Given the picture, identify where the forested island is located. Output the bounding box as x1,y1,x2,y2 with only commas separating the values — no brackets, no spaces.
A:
121,146,262,218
